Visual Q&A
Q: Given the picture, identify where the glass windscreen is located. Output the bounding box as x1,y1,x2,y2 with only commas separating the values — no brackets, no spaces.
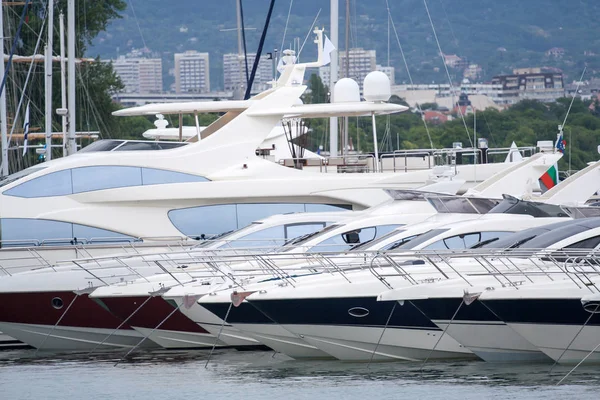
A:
478,220,577,249
488,196,569,218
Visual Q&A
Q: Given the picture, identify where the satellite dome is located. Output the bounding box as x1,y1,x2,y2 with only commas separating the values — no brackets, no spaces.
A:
333,78,360,103
363,71,391,102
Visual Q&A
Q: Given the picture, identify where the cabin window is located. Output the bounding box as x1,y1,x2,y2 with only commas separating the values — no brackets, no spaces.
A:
3,169,73,197
72,166,142,193
141,168,209,185
168,203,350,239
4,166,209,197
0,218,139,247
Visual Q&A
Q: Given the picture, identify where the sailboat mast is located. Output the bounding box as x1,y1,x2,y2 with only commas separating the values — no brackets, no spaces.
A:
59,13,67,157
343,0,350,156
45,0,54,161
0,4,8,176
67,0,76,155
235,0,244,99
329,0,338,157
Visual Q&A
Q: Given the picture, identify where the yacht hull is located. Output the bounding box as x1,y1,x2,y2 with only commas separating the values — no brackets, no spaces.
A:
131,326,221,349
206,296,473,361
481,298,600,364
408,298,549,362
506,323,600,364
97,296,220,349
281,323,472,361
199,301,330,359
173,301,263,348
0,322,151,350
0,291,144,350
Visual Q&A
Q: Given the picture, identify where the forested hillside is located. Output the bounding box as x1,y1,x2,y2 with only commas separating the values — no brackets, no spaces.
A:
90,0,600,90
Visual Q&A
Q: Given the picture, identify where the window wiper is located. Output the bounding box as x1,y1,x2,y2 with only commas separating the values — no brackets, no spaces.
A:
470,237,499,249
508,235,535,249
349,239,374,251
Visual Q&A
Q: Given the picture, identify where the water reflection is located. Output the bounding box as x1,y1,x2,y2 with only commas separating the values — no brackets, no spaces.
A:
1,348,600,393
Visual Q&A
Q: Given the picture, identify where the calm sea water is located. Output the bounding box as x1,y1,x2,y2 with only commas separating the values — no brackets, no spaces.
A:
1,349,599,399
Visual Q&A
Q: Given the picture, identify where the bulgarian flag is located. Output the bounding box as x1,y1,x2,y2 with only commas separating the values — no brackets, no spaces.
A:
539,164,559,192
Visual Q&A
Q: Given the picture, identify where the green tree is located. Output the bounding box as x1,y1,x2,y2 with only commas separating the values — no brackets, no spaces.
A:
302,74,329,104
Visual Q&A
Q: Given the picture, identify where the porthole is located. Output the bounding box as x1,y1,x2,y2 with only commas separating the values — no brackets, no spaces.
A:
582,301,600,314
51,297,64,310
348,307,370,318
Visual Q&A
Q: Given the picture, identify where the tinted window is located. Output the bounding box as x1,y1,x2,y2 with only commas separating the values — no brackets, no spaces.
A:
0,218,73,246
170,204,238,238
237,204,305,228
169,204,350,238
113,142,163,151
285,223,327,240
77,140,124,153
141,168,208,185
395,229,450,250
0,218,138,247
307,224,401,253
423,231,513,250
5,166,211,198
305,204,352,212
0,166,47,188
72,224,138,244
565,235,600,249
72,166,142,193
224,226,285,249
4,170,73,198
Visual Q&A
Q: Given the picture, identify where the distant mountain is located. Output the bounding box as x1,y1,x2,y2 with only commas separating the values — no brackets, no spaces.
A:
89,0,600,91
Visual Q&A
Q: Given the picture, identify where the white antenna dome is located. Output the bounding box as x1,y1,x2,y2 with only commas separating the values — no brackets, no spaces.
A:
333,78,360,103
363,71,391,102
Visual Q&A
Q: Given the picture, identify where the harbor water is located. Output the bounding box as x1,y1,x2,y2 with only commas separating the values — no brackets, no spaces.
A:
1,349,599,399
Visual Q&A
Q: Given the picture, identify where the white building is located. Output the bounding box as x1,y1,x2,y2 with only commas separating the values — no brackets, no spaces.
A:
111,55,163,94
319,48,377,91
223,53,273,94
174,51,210,94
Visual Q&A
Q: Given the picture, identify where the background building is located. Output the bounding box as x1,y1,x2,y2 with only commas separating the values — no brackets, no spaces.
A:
111,53,163,94
319,48,377,90
174,51,210,94
491,68,564,104
223,53,274,94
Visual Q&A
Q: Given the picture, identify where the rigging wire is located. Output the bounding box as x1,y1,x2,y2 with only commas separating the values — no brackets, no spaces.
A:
385,1,434,149
127,0,147,50
279,0,294,58
438,0,459,48
296,9,321,58
422,0,474,147
2,12,46,171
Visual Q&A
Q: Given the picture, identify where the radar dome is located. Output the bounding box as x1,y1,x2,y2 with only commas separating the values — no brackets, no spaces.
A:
363,71,391,102
333,78,360,103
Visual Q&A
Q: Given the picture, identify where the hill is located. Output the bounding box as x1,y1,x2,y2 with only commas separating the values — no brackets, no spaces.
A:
89,0,600,90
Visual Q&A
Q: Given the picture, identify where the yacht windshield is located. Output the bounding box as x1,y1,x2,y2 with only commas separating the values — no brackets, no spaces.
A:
480,220,583,249
349,228,406,251
393,229,450,250
282,224,341,250
488,195,569,218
